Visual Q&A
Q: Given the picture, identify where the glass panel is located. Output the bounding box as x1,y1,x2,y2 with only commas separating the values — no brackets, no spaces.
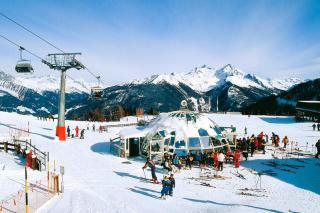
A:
175,140,186,148
151,140,162,152
159,130,166,137
188,137,201,147
152,133,161,140
213,126,222,134
198,128,209,136
211,137,222,146
164,138,170,146
175,149,188,157
201,137,210,148
169,137,175,146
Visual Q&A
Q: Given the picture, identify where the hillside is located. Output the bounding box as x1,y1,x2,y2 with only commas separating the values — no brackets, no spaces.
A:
67,64,302,119
242,78,320,115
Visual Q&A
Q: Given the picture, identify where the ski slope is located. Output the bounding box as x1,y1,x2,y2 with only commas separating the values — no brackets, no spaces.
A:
0,111,319,213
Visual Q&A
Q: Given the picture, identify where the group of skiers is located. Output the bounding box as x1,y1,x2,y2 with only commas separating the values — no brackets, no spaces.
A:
312,123,320,131
142,158,175,200
86,123,106,133
66,126,85,139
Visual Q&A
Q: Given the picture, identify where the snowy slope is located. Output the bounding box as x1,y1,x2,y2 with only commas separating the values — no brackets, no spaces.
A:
0,112,319,213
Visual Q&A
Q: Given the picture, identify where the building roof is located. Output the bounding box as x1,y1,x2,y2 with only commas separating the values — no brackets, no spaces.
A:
119,110,222,140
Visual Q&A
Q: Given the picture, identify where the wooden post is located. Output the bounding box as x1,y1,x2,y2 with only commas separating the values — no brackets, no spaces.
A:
25,167,29,213
4,142,8,153
47,157,50,193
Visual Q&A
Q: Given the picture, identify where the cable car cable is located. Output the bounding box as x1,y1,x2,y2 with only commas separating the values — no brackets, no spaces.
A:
0,12,65,53
0,33,82,87
0,11,105,84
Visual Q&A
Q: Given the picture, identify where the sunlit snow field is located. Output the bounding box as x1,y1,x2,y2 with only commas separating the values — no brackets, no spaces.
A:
0,111,319,213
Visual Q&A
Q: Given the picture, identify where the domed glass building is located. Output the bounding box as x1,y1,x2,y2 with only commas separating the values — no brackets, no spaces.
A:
112,110,235,160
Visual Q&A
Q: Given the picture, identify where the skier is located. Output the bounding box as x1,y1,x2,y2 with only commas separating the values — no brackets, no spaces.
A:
250,138,256,157
92,123,96,132
218,151,225,171
315,139,320,158
86,123,89,131
67,126,70,137
160,176,171,200
317,123,320,131
312,123,316,131
169,174,175,196
214,151,219,169
75,126,79,137
80,129,85,139
142,158,159,183
244,127,247,135
185,153,193,169
163,159,173,173
234,149,241,168
275,135,280,147
282,136,289,148
242,138,249,161
172,154,183,171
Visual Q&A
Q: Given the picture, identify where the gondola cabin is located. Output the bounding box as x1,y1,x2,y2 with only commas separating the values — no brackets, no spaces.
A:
91,86,103,99
15,59,34,73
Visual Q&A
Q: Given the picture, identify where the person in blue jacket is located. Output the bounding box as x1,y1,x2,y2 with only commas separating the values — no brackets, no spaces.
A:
160,176,171,200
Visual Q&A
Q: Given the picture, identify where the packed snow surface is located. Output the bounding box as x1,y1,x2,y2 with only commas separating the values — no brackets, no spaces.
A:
0,111,319,213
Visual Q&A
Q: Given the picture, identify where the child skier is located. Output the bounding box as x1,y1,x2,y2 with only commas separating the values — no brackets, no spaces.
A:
160,176,171,200
75,126,79,137
169,174,175,196
67,126,70,137
142,158,159,183
282,136,289,148
80,129,85,139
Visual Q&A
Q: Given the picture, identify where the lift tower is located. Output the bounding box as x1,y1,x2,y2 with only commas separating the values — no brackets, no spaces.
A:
42,53,84,141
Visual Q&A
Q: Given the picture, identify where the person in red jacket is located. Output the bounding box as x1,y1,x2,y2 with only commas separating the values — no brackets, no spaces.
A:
214,151,219,170
75,126,79,137
25,149,32,168
234,149,241,168
142,158,159,183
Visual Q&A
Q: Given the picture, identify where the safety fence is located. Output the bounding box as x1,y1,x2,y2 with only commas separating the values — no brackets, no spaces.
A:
0,171,58,213
0,139,48,171
101,122,138,131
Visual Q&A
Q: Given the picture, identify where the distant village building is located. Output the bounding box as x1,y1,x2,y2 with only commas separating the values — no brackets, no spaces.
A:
136,108,144,117
296,101,320,121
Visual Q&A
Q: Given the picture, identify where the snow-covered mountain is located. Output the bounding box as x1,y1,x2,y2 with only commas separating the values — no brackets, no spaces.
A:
67,64,304,119
15,75,93,94
130,64,302,92
0,70,90,116
0,64,304,118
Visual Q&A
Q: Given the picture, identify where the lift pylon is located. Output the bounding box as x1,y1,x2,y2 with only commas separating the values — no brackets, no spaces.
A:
42,53,84,141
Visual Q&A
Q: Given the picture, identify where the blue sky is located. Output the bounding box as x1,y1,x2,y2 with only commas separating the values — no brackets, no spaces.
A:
0,0,320,84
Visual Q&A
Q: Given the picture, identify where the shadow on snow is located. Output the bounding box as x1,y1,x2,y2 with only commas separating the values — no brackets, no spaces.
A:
240,157,320,195
183,198,282,213
90,142,110,155
258,117,296,124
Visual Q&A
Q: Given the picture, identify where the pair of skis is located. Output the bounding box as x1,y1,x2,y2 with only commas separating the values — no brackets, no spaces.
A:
231,170,246,180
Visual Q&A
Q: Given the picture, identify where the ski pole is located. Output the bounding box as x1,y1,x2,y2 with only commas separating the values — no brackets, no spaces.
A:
142,168,146,179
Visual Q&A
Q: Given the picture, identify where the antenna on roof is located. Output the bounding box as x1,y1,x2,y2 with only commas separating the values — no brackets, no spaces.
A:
180,100,188,111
